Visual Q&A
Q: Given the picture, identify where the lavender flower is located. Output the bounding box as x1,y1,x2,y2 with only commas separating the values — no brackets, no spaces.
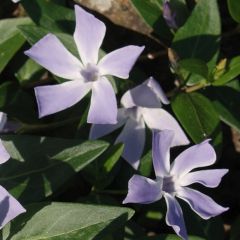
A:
163,0,178,29
0,140,25,228
0,112,20,133
90,77,189,169
0,112,7,131
123,130,228,240
25,5,144,124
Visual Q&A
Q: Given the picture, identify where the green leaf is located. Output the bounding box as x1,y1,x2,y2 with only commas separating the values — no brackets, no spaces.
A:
207,86,240,132
83,143,124,190
2,202,134,240
172,0,221,69
15,58,45,87
0,135,109,204
130,0,172,39
0,18,31,73
213,56,240,86
18,25,78,57
138,151,152,177
171,92,221,143
0,81,37,123
178,58,209,86
21,0,74,33
227,0,240,23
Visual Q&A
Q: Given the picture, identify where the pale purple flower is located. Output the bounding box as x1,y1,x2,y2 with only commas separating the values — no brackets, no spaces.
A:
0,112,20,133
25,5,144,124
163,0,178,29
0,140,25,228
123,130,228,240
0,112,7,132
90,77,189,169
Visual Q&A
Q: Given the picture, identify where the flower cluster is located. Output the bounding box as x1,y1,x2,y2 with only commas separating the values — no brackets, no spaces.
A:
90,77,189,169
2,3,229,239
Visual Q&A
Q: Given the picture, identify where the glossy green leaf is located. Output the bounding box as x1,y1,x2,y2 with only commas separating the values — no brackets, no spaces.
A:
83,143,124,190
18,25,78,57
131,0,188,39
130,0,171,38
0,81,37,123
0,18,31,72
227,0,240,23
172,0,221,69
213,56,240,86
207,86,240,132
171,92,221,143
15,58,45,86
0,135,108,204
178,58,209,79
21,0,74,33
138,150,152,177
2,202,134,240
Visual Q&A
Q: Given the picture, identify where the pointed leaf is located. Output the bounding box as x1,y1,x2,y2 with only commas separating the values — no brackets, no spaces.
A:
171,92,221,143
227,0,240,23
172,0,221,69
0,18,31,72
21,0,74,33
83,143,124,190
0,135,109,204
2,202,134,240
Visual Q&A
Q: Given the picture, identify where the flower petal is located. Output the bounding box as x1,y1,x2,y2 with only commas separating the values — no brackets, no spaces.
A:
164,193,188,240
152,130,174,177
35,80,91,118
0,139,10,164
98,45,144,79
123,175,162,204
177,187,229,219
25,34,82,80
163,0,178,29
170,140,216,176
0,112,7,131
116,117,145,169
0,186,26,229
147,77,170,105
121,78,163,108
89,108,128,139
74,5,106,65
143,108,189,146
87,77,117,124
180,169,229,188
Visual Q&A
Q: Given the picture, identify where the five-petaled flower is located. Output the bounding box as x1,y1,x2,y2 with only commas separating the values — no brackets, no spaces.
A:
123,130,228,240
25,5,144,124
90,77,189,169
0,140,25,228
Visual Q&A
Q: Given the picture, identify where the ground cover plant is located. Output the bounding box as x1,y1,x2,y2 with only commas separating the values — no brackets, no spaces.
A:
0,0,240,239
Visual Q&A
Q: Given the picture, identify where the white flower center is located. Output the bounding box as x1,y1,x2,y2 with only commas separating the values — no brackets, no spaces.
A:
158,176,179,195
80,63,99,82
